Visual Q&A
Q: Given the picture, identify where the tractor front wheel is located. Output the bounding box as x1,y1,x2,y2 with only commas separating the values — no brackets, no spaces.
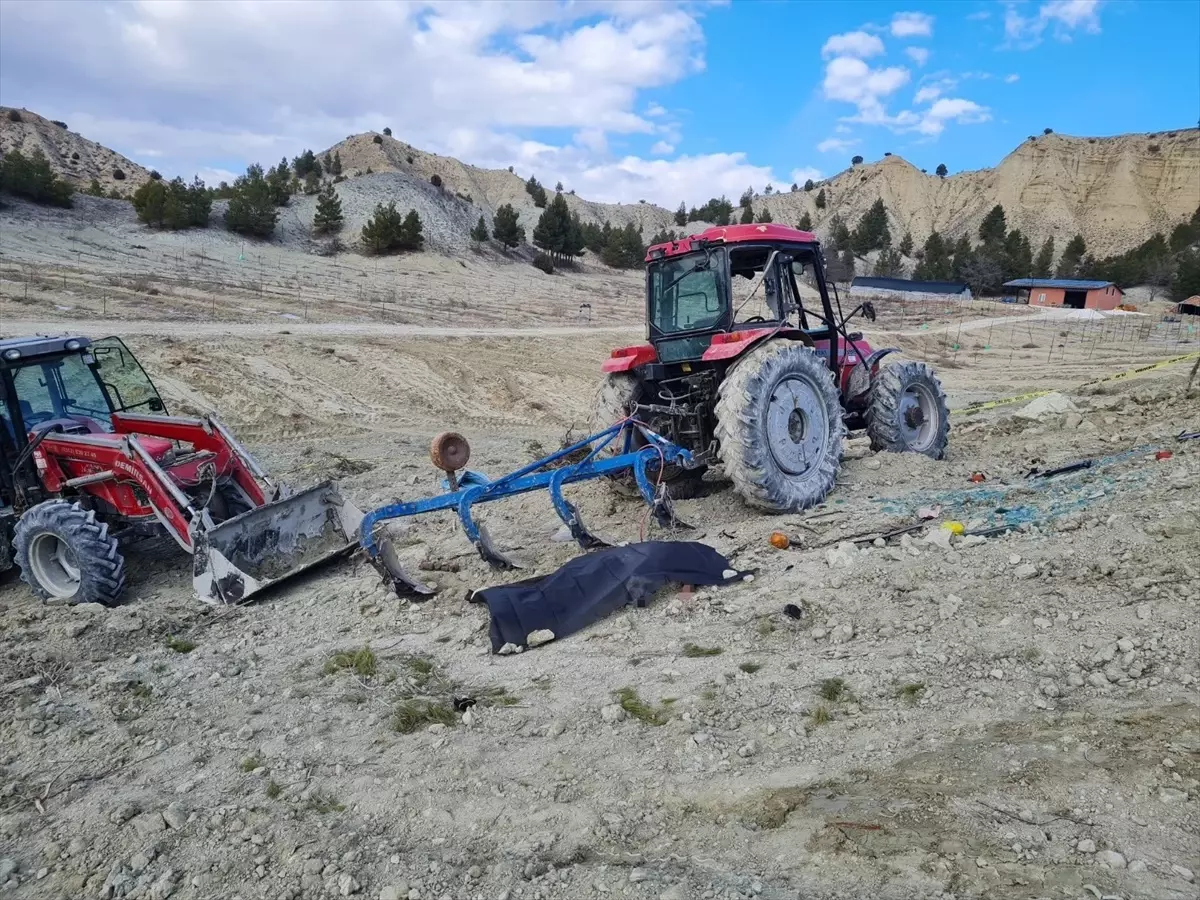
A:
590,373,704,499
866,362,950,458
13,501,126,606
715,341,844,512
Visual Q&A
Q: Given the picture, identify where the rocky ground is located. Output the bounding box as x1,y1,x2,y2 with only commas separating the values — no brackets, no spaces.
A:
1,231,1198,900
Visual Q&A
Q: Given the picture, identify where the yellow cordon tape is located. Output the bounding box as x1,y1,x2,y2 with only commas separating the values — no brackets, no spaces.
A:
952,351,1200,416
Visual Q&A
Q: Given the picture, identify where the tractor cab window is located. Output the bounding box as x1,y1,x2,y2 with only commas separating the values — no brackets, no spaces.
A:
647,252,726,335
730,246,799,325
10,354,113,432
92,337,166,416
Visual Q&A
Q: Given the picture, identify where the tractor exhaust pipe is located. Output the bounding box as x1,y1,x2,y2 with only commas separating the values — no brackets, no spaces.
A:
192,481,363,604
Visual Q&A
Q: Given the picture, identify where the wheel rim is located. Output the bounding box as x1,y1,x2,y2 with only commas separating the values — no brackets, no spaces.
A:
899,382,939,452
766,373,829,477
28,532,82,599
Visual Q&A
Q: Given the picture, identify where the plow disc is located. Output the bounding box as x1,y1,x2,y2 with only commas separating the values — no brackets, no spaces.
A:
193,481,364,604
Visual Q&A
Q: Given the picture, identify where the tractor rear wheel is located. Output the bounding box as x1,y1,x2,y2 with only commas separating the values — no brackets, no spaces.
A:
715,341,844,512
13,501,126,606
866,362,950,458
590,373,704,499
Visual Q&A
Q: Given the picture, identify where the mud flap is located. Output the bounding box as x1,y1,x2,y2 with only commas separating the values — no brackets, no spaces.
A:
192,481,363,604
847,348,900,402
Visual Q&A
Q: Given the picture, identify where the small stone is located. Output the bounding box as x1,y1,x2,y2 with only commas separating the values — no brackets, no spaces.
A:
1087,672,1109,688
163,803,188,830
105,611,144,633
548,721,566,738
1076,839,1096,853
131,812,166,836
629,868,650,883
938,595,963,621
1171,864,1195,882
1014,564,1038,580
829,623,855,644
1158,787,1188,804
338,872,360,896
990,669,1004,680
659,885,688,900
379,887,404,900
863,457,882,470
497,643,520,656
1097,850,1126,869
737,740,759,758
1136,604,1151,620
526,629,555,648
825,542,858,569
1033,617,1051,629
600,704,626,724
1127,860,1148,874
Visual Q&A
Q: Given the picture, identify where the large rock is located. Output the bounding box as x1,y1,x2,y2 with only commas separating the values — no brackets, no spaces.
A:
1014,393,1078,422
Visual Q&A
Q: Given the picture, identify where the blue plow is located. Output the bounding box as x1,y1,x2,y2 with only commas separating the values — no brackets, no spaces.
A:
358,421,696,596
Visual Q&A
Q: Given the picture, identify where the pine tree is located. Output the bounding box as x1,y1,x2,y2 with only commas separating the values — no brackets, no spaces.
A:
804,179,815,192
755,206,773,223
132,175,210,230
978,204,1007,246
266,158,291,206
602,222,645,269
0,149,74,207
790,183,798,193
1171,248,1200,301
533,192,573,261
470,215,490,245
331,151,343,176
525,176,547,208
312,183,344,235
1056,235,1087,277
796,212,813,231
739,204,754,225
913,231,951,281
292,149,319,179
1032,235,1055,278
564,211,585,259
851,199,890,254
303,170,321,195
85,178,105,197
739,187,754,209
936,163,948,178
398,210,424,250
225,164,279,237
829,215,851,249
674,202,687,226
815,188,826,210
873,247,904,278
840,247,856,280
898,231,913,256
492,203,525,250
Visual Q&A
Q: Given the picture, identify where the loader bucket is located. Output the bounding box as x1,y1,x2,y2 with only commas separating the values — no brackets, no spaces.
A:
192,481,364,604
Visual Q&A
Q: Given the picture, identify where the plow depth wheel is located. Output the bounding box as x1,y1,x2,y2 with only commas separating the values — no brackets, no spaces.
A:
866,361,950,459
590,373,704,499
715,341,844,513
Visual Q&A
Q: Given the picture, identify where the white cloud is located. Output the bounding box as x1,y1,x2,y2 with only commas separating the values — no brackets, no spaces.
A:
890,12,934,37
914,98,991,135
906,47,930,66
0,0,744,205
816,136,859,154
790,167,823,186
821,31,885,59
913,85,942,104
822,56,910,123
650,140,675,155
1004,0,1102,48
1004,73,1020,83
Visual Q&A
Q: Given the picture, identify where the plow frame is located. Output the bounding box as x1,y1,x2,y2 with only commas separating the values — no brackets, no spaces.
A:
358,421,697,594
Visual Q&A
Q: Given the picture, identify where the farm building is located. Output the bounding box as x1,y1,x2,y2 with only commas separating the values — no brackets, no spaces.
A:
1176,296,1200,317
1003,278,1124,311
849,276,972,301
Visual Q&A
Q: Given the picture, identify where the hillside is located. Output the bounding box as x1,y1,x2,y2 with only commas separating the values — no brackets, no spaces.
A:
1,104,1196,261
0,106,153,194
317,129,1200,260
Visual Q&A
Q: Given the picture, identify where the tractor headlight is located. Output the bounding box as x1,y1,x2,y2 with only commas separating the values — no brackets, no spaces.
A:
1,349,19,360
65,339,82,350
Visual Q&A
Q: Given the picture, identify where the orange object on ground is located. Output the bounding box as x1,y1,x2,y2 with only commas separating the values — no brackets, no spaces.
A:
969,472,987,483
1155,450,1173,460
769,531,790,550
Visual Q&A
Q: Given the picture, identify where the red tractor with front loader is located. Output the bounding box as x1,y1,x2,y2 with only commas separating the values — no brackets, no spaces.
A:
1,334,361,606
592,223,949,510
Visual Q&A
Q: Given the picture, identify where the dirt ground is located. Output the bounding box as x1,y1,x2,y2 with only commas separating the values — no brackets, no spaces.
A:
1,233,1198,900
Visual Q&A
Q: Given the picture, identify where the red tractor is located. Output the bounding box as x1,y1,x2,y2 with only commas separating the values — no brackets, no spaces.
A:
592,224,949,511
1,335,361,606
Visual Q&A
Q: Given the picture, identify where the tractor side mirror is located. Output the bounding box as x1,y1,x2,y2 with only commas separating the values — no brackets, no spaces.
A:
863,301,877,323
148,397,164,412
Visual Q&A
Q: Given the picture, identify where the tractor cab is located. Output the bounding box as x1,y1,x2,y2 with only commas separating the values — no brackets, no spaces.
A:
1,336,168,503
643,224,845,367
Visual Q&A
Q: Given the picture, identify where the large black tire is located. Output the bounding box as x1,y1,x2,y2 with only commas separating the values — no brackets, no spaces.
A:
866,361,950,459
590,373,704,499
715,341,844,512
13,501,126,606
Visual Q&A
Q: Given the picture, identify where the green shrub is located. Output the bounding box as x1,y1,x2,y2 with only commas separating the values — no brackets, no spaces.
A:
0,149,74,207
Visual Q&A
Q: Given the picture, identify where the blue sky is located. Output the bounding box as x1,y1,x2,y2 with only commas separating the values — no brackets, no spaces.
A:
0,0,1196,206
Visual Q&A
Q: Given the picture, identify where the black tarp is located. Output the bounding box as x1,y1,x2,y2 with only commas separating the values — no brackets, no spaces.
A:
471,541,744,653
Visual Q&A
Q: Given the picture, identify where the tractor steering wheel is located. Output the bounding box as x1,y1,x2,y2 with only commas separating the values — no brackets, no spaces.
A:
742,316,768,324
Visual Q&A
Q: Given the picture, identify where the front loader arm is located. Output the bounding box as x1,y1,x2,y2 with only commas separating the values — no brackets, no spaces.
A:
36,431,198,550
